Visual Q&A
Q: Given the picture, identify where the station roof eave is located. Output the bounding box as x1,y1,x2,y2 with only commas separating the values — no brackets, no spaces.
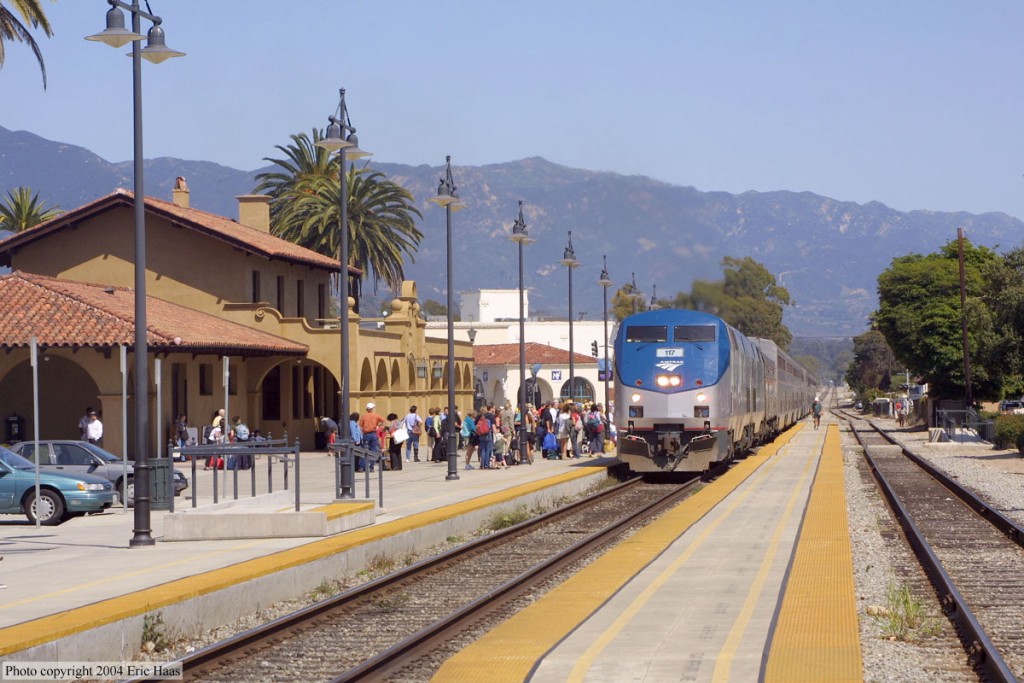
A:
473,342,597,366
0,189,360,278
0,271,308,357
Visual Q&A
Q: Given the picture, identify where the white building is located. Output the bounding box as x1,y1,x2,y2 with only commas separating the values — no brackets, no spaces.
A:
425,289,617,409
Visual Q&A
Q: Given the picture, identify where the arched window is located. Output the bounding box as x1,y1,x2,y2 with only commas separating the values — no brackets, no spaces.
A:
559,377,594,403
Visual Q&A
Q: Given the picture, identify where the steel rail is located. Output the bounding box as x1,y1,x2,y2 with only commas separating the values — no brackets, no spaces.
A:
329,477,699,682
847,419,1017,683
133,474,672,681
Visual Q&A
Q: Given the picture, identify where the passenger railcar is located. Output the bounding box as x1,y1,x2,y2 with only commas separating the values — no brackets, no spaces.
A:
613,309,815,474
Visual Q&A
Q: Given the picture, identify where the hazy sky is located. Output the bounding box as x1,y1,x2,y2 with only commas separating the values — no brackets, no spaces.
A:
4,1,1024,219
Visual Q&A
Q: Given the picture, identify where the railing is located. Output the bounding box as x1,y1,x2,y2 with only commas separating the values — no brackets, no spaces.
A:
936,408,995,444
174,437,301,511
328,440,384,508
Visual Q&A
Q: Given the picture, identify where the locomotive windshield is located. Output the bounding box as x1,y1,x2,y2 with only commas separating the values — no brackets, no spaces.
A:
625,325,668,342
673,325,716,342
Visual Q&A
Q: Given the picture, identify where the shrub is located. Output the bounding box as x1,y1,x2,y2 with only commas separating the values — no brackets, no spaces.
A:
993,415,1024,450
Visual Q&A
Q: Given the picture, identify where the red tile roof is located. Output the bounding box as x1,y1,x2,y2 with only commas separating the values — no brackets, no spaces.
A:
474,342,596,366
0,189,356,275
0,271,307,355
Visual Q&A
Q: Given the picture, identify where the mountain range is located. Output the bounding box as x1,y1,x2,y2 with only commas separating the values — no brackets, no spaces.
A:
3,124,1022,338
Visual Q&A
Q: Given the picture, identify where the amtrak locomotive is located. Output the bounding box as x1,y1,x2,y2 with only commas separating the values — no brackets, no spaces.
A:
614,309,816,474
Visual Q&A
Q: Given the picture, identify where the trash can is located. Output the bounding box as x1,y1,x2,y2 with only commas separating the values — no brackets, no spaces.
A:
149,458,174,511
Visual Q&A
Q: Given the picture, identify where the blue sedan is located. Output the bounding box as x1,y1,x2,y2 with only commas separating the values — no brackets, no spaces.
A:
0,446,114,525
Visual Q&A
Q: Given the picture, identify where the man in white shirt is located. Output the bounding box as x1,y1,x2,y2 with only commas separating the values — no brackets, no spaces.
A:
85,411,103,447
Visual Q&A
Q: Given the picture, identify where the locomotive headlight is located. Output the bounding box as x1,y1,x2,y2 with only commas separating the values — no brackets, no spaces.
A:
655,374,681,387
696,392,708,403
630,392,642,403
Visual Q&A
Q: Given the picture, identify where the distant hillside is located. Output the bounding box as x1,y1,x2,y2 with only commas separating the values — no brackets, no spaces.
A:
3,124,1021,337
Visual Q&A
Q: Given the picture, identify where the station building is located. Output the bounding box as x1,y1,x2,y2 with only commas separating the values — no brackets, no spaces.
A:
0,183,474,455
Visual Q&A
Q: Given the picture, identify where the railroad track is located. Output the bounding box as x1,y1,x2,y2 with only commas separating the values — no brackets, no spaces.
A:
135,476,699,682
844,414,1024,682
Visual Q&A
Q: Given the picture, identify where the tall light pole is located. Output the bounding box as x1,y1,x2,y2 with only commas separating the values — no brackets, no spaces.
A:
314,89,371,483
649,283,659,310
509,201,535,464
560,232,580,403
631,272,641,315
597,256,613,409
87,0,184,547
428,156,465,481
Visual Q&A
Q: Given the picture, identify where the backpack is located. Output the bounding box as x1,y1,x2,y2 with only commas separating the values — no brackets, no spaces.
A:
476,417,491,436
202,425,215,444
411,417,423,436
427,417,440,439
586,412,603,433
234,423,250,442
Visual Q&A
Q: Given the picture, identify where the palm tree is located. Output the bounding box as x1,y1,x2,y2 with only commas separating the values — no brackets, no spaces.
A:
0,1,54,88
254,130,423,305
0,186,61,232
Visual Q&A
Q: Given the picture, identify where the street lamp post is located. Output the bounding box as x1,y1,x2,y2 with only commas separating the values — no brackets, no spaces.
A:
87,0,184,547
314,89,370,497
649,283,659,310
597,256,613,409
428,156,465,481
509,201,535,464
560,232,580,403
631,272,641,314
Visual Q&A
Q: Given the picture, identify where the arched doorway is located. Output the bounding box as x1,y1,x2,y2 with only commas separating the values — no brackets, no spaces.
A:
559,376,595,404
0,357,99,441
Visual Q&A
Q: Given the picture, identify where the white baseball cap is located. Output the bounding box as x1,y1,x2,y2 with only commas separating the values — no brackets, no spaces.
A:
366,403,375,410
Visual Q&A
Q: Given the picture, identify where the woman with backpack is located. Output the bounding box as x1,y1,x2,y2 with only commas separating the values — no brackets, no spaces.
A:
585,404,605,456
475,411,494,469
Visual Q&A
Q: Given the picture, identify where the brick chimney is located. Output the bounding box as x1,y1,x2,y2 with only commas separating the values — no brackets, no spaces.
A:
172,176,190,208
237,195,271,232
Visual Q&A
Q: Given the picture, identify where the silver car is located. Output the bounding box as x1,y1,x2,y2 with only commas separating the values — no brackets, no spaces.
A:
11,441,188,506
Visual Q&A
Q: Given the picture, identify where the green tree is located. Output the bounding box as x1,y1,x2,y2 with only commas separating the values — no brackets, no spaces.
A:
611,281,646,321
844,329,895,397
254,130,423,306
0,1,53,88
421,299,448,318
686,257,792,348
979,245,1024,397
874,238,1002,400
0,186,60,231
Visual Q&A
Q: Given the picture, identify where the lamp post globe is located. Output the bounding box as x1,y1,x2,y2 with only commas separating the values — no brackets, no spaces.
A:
509,201,535,464
86,0,184,547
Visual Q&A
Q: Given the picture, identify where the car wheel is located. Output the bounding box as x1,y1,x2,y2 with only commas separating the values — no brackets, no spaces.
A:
26,489,65,526
115,478,135,508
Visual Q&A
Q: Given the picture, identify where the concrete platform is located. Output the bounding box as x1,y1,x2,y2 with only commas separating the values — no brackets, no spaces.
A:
0,452,615,661
435,419,861,682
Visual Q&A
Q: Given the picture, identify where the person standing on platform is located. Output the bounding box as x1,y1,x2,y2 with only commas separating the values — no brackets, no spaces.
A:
462,410,477,469
385,413,403,470
358,403,386,471
403,406,424,463
348,412,365,471
476,410,494,469
175,414,190,448
320,416,339,446
85,410,103,447
79,407,93,441
812,396,823,430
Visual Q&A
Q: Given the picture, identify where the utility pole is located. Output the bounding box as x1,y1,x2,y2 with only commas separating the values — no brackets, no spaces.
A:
957,227,974,409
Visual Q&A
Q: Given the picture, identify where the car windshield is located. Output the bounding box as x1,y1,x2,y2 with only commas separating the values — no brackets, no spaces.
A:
80,443,120,462
0,446,36,470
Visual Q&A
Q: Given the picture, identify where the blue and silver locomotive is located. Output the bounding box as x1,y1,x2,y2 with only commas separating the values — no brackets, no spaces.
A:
613,309,815,474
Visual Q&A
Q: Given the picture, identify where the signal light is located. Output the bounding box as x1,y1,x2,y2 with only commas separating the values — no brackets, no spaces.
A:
591,340,599,356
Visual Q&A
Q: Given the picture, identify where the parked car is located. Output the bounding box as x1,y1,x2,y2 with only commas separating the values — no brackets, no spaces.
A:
999,400,1024,415
9,441,188,506
0,446,114,525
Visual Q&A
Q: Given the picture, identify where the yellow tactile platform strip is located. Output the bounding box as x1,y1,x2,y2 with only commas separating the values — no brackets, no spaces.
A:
311,501,374,521
432,425,803,683
0,468,598,656
763,423,862,682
